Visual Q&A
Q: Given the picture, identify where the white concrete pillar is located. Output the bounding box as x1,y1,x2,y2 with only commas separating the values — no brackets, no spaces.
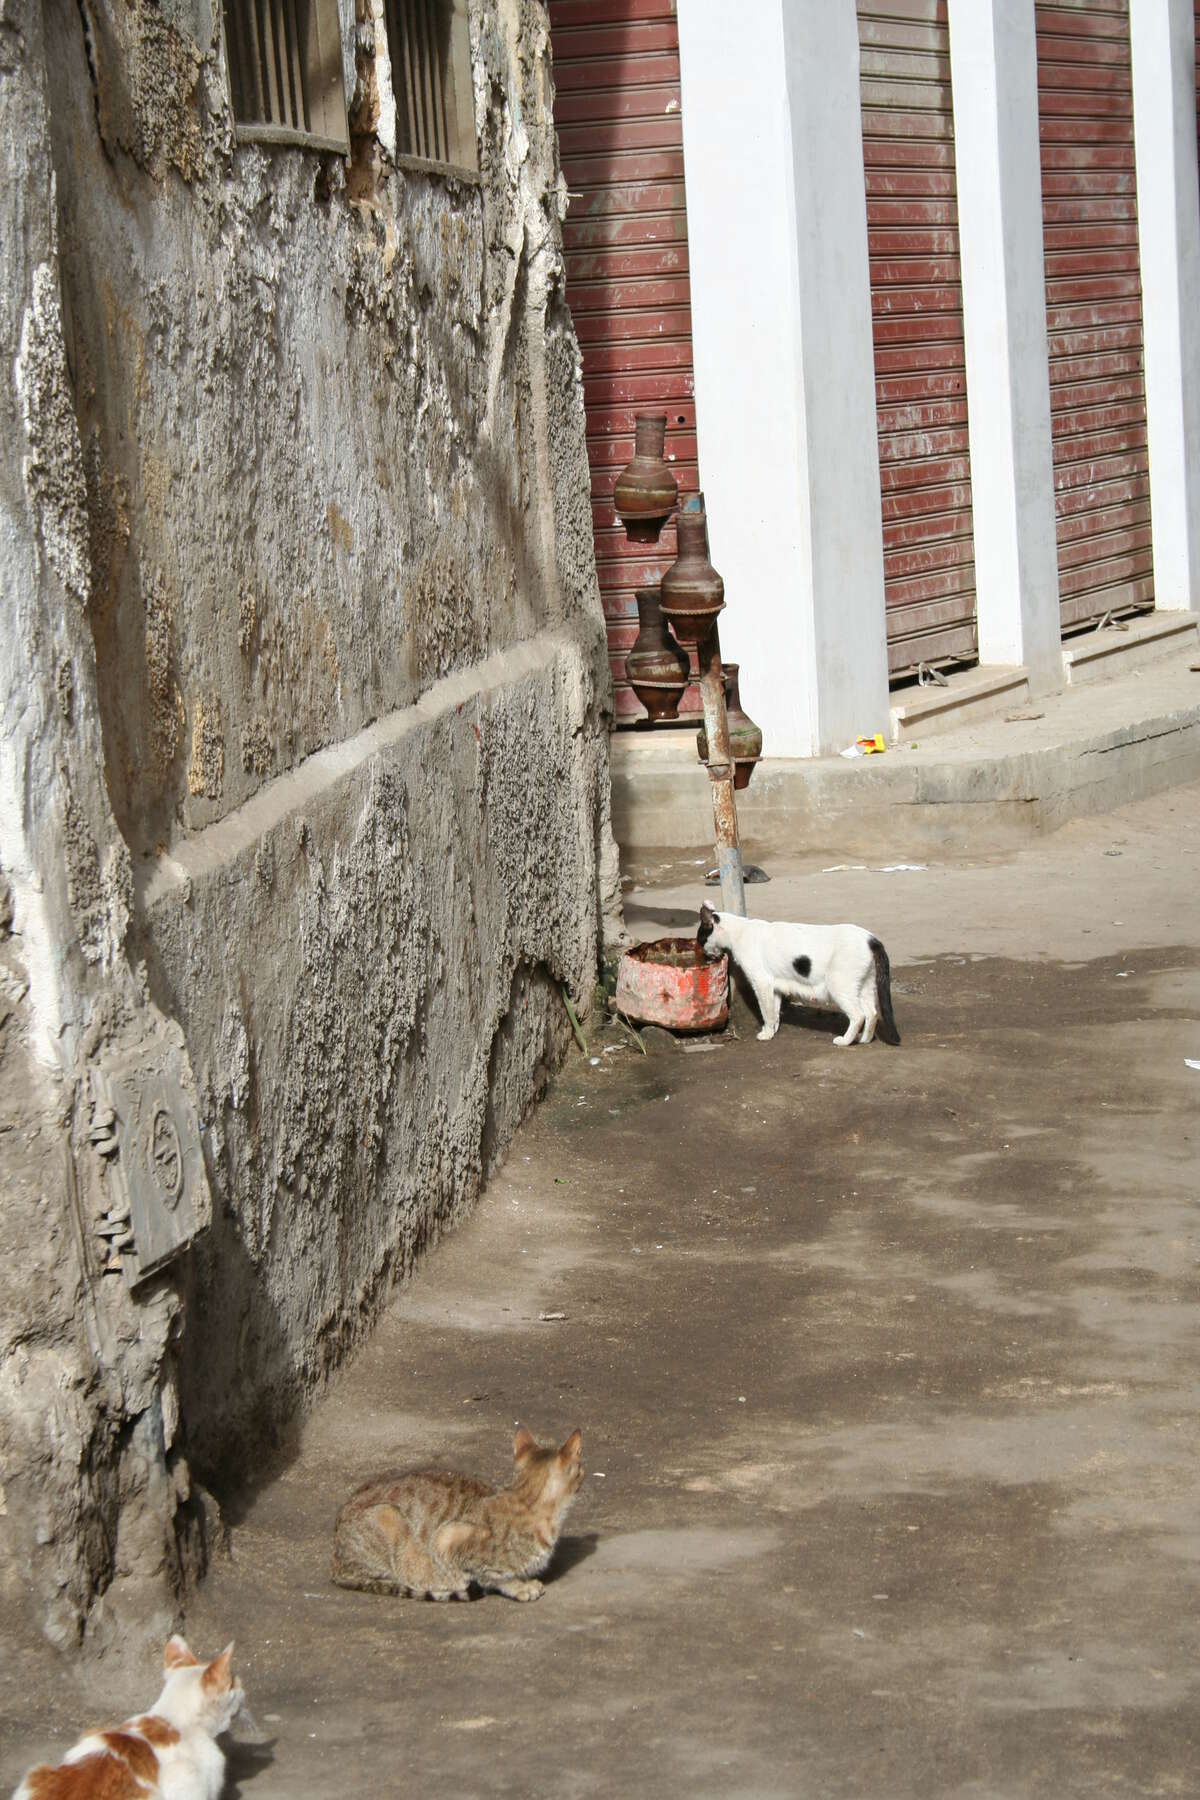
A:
947,0,1063,688
1131,0,1200,612
677,0,889,759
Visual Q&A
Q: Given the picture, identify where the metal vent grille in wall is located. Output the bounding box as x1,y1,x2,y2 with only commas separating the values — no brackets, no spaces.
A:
384,0,478,172
223,0,350,154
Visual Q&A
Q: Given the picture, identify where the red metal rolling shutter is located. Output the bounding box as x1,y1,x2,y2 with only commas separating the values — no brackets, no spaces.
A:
1036,1,1154,632
858,0,978,681
549,0,701,723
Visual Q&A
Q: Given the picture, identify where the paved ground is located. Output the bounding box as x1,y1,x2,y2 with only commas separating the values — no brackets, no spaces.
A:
4,785,1199,1798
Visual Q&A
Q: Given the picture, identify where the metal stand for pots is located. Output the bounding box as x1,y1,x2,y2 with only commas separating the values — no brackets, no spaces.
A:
613,421,747,918
694,606,746,917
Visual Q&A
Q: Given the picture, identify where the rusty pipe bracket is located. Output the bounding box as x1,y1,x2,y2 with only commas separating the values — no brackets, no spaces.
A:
697,626,745,917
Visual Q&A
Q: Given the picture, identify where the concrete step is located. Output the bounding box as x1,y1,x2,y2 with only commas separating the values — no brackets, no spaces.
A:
1061,611,1199,685
890,664,1030,743
609,654,1200,855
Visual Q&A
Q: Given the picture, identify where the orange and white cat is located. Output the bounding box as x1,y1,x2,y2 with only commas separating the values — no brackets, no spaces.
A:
332,1426,584,1602
11,1637,244,1800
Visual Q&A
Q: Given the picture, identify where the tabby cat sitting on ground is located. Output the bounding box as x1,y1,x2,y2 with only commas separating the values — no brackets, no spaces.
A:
332,1426,584,1602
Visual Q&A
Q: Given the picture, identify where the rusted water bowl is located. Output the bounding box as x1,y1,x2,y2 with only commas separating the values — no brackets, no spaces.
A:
615,936,729,1032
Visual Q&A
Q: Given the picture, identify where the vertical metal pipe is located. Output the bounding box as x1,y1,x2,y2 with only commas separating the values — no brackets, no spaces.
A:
697,622,745,916
678,489,745,916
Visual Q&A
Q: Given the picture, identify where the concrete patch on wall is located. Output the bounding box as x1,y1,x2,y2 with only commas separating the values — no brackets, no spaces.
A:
0,975,209,1658
15,265,91,613
78,0,212,181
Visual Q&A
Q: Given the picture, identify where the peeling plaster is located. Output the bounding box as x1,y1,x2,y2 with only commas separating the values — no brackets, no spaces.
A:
16,263,91,614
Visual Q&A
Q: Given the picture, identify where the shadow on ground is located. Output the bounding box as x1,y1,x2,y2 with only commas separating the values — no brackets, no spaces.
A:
4,794,1200,1800
173,944,1200,1798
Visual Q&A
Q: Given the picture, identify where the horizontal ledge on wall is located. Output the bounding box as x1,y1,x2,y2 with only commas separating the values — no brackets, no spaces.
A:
391,153,482,187
235,124,351,156
139,631,582,909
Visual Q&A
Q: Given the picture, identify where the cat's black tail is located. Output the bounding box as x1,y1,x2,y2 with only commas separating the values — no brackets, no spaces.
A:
869,937,901,1045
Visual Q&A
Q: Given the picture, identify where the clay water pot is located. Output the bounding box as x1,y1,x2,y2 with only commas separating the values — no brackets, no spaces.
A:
696,663,763,789
625,586,689,721
613,414,678,544
659,509,725,644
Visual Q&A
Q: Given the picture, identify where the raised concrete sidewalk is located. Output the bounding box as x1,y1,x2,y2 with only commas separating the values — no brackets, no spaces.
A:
610,645,1200,856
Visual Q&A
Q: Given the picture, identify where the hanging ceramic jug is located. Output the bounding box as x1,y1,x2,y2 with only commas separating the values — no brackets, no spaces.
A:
659,508,725,644
696,663,764,788
625,586,690,721
613,414,678,544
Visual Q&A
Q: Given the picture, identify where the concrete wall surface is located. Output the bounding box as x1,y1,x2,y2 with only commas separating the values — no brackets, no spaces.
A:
1130,0,1200,614
678,0,890,758
0,0,617,1656
671,0,1200,750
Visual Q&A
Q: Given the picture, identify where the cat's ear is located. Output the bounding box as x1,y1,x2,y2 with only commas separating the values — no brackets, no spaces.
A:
699,903,717,924
513,1427,536,1463
435,1521,479,1557
558,1428,582,1463
164,1635,201,1670
202,1645,235,1692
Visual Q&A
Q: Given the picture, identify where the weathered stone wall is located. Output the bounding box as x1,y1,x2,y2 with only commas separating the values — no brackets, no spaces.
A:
45,0,604,853
143,636,612,1474
0,0,210,1661
1,0,618,1651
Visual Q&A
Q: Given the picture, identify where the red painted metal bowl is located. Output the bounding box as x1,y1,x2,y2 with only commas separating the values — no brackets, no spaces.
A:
616,937,729,1032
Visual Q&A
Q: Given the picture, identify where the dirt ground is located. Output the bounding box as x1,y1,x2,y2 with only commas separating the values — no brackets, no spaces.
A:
4,784,1199,1799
